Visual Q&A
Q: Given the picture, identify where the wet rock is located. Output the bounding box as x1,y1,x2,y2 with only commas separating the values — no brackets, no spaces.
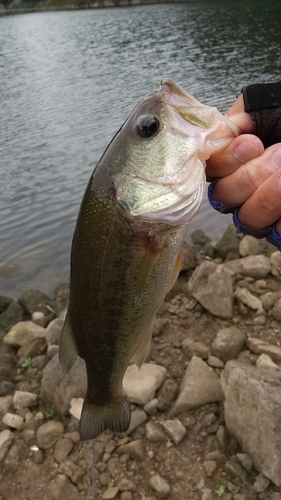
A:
13,391,38,409
145,421,168,443
193,265,233,319
0,301,26,340
40,354,86,416
210,326,246,362
54,438,74,462
222,360,281,486
48,473,79,500
117,439,146,460
157,378,178,410
3,321,46,348
170,356,223,416
0,429,14,461
246,337,281,362
181,339,210,360
18,289,55,316
36,420,64,449
149,473,171,499
123,363,167,405
2,412,23,429
161,418,186,445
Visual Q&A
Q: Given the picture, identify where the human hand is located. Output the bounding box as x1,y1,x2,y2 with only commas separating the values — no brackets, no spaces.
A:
206,94,281,234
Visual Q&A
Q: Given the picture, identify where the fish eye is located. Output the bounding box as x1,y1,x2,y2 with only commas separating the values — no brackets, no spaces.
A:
136,115,160,139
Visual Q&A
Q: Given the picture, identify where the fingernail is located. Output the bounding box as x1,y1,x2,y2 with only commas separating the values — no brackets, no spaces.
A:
271,147,281,168
233,141,260,163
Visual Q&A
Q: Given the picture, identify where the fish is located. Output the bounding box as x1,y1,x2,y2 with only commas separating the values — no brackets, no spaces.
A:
59,78,240,440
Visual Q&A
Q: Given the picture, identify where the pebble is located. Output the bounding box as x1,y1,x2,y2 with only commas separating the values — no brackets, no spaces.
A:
54,438,74,462
207,355,224,368
0,429,14,461
58,460,85,484
69,398,83,420
124,409,147,435
256,354,279,370
202,460,217,477
236,453,252,473
146,421,168,443
117,440,146,461
13,390,38,409
2,412,23,429
161,418,186,445
157,379,178,410
102,487,119,499
247,337,281,362
253,473,270,493
143,398,158,415
211,326,246,362
36,420,64,449
48,473,79,500
123,363,167,405
181,339,210,359
149,473,171,499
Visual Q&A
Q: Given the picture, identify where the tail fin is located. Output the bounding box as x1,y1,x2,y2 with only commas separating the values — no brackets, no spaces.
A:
79,395,131,440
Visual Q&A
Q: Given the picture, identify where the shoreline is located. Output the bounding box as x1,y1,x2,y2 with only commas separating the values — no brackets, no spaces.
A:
0,0,190,16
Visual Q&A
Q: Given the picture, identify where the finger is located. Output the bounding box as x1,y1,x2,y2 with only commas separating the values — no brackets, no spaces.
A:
206,134,264,179
237,165,281,229
225,94,254,133
212,144,281,206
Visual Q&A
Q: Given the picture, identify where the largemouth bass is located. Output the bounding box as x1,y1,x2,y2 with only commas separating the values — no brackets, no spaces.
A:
59,79,240,440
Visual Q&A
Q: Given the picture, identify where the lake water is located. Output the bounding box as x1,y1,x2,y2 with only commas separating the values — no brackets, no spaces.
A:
0,0,281,297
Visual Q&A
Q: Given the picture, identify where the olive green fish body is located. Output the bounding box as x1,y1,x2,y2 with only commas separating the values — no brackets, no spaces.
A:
59,79,240,440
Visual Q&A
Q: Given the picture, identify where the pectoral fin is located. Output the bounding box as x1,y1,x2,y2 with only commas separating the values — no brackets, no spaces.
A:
170,248,183,290
136,235,164,306
132,328,152,370
59,312,78,372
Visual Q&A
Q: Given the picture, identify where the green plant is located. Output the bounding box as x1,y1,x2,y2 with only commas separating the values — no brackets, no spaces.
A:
21,357,34,370
216,485,225,497
44,407,56,419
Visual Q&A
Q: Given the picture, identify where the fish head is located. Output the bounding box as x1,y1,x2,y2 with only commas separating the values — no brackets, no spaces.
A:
100,78,240,226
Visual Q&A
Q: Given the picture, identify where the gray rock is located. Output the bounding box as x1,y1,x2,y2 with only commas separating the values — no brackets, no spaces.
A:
3,321,46,348
272,297,281,322
36,420,64,449
54,438,74,462
149,473,171,499
234,288,264,314
13,391,38,409
239,235,268,257
117,439,146,460
48,474,79,500
40,354,86,416
225,254,271,279
157,379,178,410
256,354,279,370
0,396,12,417
193,265,233,319
161,418,186,445
187,260,218,295
2,412,23,429
18,289,55,316
236,453,252,473
246,337,281,362
18,336,47,360
170,356,223,416
252,473,270,493
270,251,281,277
145,421,168,443
181,339,210,360
221,360,281,486
210,326,246,362
47,344,59,358
260,291,281,311
180,242,196,272
0,301,26,341
207,355,224,368
0,429,14,461
123,363,167,405
102,487,119,500
124,408,147,435
45,317,65,346
58,460,84,484
214,226,240,259
143,398,158,415
191,229,211,247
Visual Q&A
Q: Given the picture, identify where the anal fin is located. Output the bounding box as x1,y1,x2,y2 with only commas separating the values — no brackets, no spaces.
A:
59,311,78,372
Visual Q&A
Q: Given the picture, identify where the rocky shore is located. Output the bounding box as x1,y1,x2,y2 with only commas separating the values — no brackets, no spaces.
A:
0,225,281,500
